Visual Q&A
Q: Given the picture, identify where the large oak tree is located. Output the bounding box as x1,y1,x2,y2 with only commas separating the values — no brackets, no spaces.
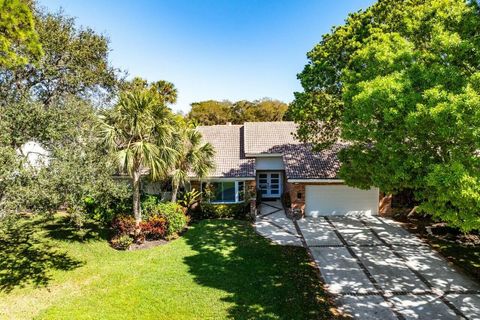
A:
289,0,480,231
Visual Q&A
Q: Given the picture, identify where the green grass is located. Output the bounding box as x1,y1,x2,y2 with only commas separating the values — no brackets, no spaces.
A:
0,216,336,319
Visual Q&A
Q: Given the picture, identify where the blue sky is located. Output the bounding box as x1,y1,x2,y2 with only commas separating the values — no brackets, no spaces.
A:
39,0,375,113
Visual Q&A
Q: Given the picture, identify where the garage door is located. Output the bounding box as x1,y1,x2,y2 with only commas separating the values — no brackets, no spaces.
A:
304,185,379,217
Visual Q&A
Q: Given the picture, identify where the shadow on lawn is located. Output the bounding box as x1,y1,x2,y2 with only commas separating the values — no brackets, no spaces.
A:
44,216,110,243
183,220,336,320
0,217,83,293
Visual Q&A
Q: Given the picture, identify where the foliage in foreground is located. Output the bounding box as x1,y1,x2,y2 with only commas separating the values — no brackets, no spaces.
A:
0,0,43,68
290,0,480,232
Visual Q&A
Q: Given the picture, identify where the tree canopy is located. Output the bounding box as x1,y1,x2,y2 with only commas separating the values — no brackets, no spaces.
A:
187,98,290,125
0,4,126,224
0,4,120,105
290,0,480,231
0,0,43,68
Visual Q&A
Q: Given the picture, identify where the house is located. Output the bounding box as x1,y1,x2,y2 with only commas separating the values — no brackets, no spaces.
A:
189,122,380,217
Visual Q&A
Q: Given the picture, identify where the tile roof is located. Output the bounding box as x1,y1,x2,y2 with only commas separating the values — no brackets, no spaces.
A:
195,122,343,180
282,143,346,180
244,122,299,154
195,124,255,178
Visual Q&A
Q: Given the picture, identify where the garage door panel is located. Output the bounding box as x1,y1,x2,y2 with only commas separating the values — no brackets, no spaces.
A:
305,185,379,217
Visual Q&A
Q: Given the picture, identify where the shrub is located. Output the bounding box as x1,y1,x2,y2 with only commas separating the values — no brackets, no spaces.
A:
140,215,167,240
111,234,133,250
83,185,132,224
178,189,201,212
142,202,188,238
111,215,136,237
141,194,161,217
193,202,248,220
157,202,189,237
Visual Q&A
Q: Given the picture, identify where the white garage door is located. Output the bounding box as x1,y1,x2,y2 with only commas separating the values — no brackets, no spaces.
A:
305,185,379,217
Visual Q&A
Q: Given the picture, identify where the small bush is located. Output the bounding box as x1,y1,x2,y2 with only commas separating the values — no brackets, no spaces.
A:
158,202,189,237
111,215,136,237
193,202,248,220
140,215,167,240
178,189,201,213
143,202,188,238
83,183,132,224
111,234,133,250
141,194,161,217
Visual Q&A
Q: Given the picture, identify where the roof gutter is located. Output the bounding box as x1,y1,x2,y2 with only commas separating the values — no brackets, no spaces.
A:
287,179,344,183
189,177,256,181
245,153,283,158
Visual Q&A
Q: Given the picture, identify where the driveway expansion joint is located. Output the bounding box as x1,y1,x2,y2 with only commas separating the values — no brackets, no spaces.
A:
323,217,407,320
358,219,469,320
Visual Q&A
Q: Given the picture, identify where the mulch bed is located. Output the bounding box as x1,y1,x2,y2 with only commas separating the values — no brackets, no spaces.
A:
129,239,168,250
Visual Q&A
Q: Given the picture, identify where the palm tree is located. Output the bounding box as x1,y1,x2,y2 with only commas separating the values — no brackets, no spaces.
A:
100,88,177,229
171,125,215,202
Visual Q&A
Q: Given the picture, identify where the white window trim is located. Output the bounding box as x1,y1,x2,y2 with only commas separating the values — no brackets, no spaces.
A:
201,180,245,204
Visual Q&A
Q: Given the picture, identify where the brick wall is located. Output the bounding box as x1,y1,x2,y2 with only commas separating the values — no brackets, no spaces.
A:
285,182,305,211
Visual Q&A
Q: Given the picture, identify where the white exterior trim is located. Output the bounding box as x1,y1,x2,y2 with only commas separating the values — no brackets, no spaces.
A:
287,179,344,183
200,180,246,203
245,153,283,158
190,177,255,181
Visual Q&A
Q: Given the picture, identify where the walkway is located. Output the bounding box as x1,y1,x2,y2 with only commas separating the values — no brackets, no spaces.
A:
254,200,302,246
254,202,480,319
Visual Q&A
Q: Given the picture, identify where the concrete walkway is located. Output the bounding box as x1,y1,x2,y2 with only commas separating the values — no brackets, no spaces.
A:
254,200,302,246
254,203,480,319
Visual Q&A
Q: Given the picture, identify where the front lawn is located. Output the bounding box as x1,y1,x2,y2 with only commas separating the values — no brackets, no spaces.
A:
0,216,336,319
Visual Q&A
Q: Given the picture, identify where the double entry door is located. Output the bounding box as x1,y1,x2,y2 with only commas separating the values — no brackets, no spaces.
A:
258,172,282,198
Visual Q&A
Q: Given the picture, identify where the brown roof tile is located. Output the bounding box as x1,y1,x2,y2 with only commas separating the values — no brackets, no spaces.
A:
195,122,343,180
195,124,255,178
244,122,299,154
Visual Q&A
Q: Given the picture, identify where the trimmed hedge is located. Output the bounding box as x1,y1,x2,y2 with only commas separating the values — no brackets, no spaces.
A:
192,202,249,220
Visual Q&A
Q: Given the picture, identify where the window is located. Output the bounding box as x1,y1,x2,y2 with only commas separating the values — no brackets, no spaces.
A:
201,181,246,203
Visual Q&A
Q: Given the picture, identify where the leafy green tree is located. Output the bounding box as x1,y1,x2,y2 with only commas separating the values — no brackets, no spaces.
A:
0,0,43,68
290,0,480,231
235,98,290,122
0,97,128,225
188,100,233,125
0,3,124,226
171,122,215,202
100,85,178,229
188,98,289,125
0,5,120,105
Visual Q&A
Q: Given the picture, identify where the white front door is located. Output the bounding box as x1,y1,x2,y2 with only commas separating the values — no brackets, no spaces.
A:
258,172,282,198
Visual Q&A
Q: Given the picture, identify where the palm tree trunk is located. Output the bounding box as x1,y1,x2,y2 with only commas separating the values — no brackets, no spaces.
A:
132,169,142,231
171,182,179,203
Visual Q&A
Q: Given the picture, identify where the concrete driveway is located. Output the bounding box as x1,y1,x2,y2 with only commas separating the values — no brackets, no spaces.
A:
296,216,480,320
254,202,480,319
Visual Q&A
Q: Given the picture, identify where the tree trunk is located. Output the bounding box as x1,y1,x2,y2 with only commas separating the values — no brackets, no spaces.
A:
171,182,179,203
132,170,142,232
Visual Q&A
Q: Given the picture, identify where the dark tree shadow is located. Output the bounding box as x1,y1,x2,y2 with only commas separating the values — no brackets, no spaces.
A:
183,220,338,320
44,216,110,243
0,217,83,293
